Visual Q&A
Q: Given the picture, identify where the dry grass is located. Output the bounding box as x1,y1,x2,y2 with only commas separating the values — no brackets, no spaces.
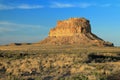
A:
0,45,120,80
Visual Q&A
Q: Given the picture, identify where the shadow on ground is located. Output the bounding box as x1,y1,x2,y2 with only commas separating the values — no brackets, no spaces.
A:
86,53,120,63
107,71,120,80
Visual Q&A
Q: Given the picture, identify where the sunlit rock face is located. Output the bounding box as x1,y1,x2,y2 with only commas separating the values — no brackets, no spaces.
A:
39,18,114,47
49,18,91,37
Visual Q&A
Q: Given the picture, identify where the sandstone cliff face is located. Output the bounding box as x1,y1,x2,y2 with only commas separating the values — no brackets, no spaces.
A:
40,18,113,47
49,18,91,37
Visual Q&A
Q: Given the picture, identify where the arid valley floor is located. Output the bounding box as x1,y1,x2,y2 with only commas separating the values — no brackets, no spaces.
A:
0,45,120,80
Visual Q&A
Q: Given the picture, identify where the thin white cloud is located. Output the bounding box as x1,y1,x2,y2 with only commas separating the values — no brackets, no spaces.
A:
78,3,96,8
49,2,118,8
50,2,75,8
0,21,17,32
0,4,14,10
0,21,46,33
0,2,116,10
0,4,43,10
17,4,43,9
100,3,112,7
0,27,15,33
0,21,43,29
50,2,96,8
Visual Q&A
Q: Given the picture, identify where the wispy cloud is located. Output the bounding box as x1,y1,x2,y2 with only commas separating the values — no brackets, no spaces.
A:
100,3,112,7
0,2,116,10
0,27,15,33
0,4,14,10
50,2,75,8
0,21,17,32
0,21,46,33
78,3,96,8
49,1,118,8
17,4,43,9
0,4,43,10
50,2,96,8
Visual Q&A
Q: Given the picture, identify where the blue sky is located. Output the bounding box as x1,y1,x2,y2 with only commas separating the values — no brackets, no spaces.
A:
0,0,120,46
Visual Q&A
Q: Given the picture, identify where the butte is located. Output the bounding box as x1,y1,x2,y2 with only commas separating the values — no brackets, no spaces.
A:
39,18,113,47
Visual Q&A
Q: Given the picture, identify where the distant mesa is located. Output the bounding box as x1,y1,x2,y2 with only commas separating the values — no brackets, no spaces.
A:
7,43,32,46
39,17,114,47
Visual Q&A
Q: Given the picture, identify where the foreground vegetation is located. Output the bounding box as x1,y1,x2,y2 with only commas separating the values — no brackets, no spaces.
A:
0,45,120,80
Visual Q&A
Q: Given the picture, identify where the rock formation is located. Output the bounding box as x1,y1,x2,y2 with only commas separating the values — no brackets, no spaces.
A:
39,18,113,47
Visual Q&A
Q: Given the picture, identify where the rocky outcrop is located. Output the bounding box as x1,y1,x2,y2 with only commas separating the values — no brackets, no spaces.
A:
39,18,114,47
